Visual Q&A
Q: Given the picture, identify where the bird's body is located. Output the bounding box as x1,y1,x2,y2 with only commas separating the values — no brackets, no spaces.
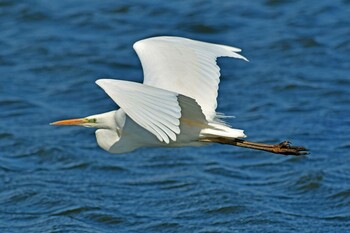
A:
93,93,244,154
52,36,308,156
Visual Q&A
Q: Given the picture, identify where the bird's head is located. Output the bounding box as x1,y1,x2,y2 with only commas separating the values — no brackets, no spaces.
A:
50,111,118,129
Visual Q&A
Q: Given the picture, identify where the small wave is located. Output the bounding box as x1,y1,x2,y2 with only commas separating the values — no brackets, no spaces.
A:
87,212,124,225
293,170,324,193
205,205,245,214
0,133,13,139
52,206,99,216
93,164,127,172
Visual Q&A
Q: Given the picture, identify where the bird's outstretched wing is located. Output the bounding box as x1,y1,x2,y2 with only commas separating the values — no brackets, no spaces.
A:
96,79,181,143
133,36,248,121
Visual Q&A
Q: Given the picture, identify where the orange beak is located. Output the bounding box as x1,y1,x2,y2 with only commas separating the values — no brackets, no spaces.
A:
50,118,88,126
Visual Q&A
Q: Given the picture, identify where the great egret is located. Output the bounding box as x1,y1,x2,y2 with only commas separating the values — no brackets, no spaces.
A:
51,36,307,155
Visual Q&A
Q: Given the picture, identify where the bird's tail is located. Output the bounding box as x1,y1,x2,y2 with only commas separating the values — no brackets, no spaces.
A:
200,122,246,139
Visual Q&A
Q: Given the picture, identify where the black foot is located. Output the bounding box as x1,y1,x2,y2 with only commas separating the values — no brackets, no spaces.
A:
274,141,309,156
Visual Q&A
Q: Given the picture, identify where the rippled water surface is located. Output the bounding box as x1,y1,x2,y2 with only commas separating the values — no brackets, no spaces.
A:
1,0,350,232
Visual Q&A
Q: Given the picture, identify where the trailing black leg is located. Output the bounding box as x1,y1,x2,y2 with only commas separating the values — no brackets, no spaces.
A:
201,137,308,156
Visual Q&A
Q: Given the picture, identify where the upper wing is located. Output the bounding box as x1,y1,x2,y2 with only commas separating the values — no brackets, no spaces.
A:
96,79,181,143
133,36,248,121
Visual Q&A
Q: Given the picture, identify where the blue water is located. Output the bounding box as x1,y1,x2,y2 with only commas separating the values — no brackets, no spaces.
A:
1,0,350,232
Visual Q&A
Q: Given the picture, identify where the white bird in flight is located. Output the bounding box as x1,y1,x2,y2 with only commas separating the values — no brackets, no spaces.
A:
51,36,307,155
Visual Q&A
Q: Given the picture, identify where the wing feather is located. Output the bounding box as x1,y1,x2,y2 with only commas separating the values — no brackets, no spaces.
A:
133,36,248,121
96,79,181,143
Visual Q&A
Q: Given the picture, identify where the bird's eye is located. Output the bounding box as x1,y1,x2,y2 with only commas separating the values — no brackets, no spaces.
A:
88,118,97,123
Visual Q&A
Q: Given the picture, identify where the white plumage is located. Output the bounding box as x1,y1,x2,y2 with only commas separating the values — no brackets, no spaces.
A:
52,36,248,154
96,79,181,143
134,36,248,121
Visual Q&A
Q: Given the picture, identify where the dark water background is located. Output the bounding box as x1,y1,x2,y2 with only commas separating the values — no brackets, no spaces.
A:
1,0,350,232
